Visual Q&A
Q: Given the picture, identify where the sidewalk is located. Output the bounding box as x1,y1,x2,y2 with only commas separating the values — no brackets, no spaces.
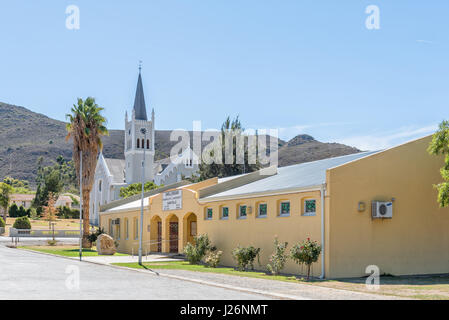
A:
74,254,402,300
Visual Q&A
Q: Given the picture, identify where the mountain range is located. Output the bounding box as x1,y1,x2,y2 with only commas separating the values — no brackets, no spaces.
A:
0,102,361,186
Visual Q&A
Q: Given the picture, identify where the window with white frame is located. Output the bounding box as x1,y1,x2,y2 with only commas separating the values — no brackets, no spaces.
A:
206,208,213,220
279,201,290,216
258,203,267,217
125,218,129,240
239,205,247,218
221,207,229,219
134,218,138,240
303,199,317,216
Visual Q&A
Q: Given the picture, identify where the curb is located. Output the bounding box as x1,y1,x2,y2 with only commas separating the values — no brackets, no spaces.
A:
14,247,302,300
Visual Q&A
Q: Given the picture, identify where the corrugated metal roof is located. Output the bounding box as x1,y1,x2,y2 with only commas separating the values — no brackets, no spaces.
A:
105,197,150,213
201,151,379,200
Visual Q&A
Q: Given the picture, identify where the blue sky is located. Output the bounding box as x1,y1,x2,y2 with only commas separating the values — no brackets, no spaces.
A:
0,1,448,150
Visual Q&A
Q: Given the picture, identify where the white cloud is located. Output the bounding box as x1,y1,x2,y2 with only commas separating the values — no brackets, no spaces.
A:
336,124,438,151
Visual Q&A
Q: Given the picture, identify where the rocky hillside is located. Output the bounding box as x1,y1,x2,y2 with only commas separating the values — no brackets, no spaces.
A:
0,102,360,185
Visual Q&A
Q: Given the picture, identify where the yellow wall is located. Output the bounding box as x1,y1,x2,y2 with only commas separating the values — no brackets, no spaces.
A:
100,185,324,277
326,136,449,278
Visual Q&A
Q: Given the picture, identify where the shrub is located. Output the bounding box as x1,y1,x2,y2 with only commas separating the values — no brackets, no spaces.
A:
204,249,223,268
0,217,5,228
57,206,80,219
232,245,261,271
28,208,38,219
18,206,27,217
8,203,19,217
13,216,31,229
183,234,212,264
290,238,322,280
47,240,57,246
266,237,288,275
88,227,105,244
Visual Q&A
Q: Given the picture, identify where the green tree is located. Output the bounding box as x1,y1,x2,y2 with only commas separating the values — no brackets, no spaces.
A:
13,216,31,229
8,203,19,218
66,97,109,248
428,120,449,207
0,182,13,222
197,116,260,181
119,181,161,199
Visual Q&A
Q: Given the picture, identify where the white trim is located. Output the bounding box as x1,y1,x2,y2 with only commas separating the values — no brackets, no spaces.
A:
199,185,322,203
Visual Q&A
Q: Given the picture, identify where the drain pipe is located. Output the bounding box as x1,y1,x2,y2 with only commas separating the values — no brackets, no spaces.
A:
319,183,326,279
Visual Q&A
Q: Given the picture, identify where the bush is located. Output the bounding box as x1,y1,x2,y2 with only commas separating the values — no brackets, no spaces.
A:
57,206,80,219
290,238,322,280
204,249,223,268
0,217,5,228
183,234,212,264
232,246,261,271
266,237,289,275
18,206,27,217
28,208,38,219
8,203,19,217
13,216,31,229
88,227,105,244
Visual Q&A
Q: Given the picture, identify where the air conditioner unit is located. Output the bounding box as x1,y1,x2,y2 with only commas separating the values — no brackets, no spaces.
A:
371,201,393,219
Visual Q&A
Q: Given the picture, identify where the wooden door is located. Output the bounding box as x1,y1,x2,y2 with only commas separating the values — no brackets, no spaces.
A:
169,222,178,253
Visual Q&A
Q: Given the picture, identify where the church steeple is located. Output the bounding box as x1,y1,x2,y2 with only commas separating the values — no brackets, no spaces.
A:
133,64,148,121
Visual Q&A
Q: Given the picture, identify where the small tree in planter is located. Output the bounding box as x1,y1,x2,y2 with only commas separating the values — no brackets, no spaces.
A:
290,238,321,281
266,237,288,275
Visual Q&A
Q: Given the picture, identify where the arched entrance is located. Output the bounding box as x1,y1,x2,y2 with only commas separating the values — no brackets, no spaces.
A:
183,212,197,248
168,215,179,253
150,215,162,252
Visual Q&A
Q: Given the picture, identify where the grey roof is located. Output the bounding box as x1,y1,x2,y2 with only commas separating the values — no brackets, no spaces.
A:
133,73,147,120
104,158,126,184
202,151,379,200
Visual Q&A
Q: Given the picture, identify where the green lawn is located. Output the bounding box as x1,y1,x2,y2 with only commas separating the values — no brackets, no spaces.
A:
20,246,128,257
113,261,302,282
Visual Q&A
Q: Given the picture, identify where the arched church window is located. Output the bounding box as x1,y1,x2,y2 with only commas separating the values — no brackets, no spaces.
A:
137,139,140,148
147,139,150,149
99,180,102,192
141,139,145,149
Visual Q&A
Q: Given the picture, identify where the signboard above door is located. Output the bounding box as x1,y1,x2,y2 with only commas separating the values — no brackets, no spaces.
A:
163,190,183,211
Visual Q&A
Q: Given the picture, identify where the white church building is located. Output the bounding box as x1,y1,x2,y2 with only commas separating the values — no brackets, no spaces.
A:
89,71,199,226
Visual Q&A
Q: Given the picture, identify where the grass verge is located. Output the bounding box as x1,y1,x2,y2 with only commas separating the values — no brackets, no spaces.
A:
19,245,128,257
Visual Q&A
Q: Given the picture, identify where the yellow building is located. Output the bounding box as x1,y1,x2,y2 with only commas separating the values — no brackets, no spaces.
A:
99,135,449,278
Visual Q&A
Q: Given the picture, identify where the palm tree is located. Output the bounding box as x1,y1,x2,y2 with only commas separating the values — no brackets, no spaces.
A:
0,182,12,223
66,97,108,248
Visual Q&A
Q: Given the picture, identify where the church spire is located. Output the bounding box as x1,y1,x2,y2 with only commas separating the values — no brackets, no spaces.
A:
133,62,148,120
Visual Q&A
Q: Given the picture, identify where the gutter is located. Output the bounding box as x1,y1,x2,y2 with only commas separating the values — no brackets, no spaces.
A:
319,183,326,279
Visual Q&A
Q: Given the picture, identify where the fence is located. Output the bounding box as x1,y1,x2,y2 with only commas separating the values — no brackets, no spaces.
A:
9,228,80,238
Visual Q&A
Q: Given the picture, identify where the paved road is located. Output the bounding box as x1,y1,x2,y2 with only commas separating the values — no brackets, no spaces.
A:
0,246,270,300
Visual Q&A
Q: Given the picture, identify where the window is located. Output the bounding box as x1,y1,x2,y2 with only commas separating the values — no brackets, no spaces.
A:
116,223,120,240
99,180,102,192
258,203,268,217
206,208,213,220
141,139,145,149
303,199,317,216
134,218,138,240
109,219,113,237
147,139,150,149
221,207,229,219
279,201,290,216
137,139,140,148
190,221,197,236
125,218,129,240
239,205,247,218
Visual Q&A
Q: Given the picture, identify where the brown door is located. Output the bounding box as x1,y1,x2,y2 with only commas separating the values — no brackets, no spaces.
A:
169,222,178,253
157,222,162,253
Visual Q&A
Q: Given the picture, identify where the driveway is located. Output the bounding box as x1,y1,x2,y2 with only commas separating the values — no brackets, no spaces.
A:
0,246,269,300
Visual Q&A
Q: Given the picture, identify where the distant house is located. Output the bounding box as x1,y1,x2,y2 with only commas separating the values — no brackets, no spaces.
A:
9,194,74,210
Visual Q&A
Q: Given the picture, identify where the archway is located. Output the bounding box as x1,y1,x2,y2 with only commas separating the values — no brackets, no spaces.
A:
183,212,197,248
150,215,162,252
